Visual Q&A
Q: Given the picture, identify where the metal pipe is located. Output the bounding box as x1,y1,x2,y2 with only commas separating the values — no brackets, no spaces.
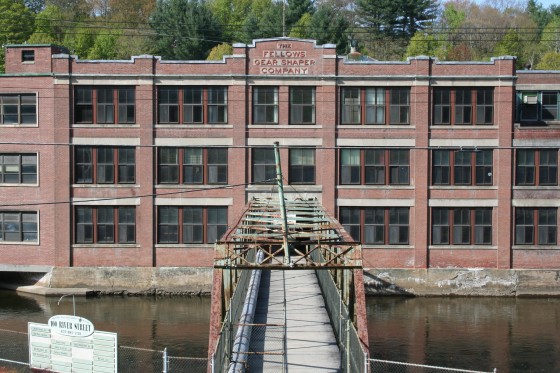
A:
273,141,290,265
228,250,264,372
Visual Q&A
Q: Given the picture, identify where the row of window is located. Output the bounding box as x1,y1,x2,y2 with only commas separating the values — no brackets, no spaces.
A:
2,207,557,246
75,206,227,245
6,88,560,126
4,148,560,187
340,207,557,246
2,87,499,126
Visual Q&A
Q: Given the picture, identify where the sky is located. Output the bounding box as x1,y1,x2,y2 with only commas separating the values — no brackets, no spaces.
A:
473,0,558,8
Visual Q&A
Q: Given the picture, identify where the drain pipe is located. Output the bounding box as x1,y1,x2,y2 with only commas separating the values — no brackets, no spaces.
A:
228,250,264,372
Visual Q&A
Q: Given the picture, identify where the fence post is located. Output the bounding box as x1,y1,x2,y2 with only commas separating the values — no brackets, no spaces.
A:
162,348,168,373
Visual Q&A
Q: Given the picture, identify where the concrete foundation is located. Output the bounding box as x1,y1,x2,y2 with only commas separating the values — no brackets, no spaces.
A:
3,267,560,297
364,268,560,297
0,267,213,296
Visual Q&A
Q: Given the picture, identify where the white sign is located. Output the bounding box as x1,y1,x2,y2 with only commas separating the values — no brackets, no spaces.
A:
49,315,95,337
29,321,118,373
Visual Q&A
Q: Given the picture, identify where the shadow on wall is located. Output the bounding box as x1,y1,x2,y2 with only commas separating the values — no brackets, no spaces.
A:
363,272,414,296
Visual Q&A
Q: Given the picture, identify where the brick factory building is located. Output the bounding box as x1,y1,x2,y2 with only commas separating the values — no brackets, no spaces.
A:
1,38,560,291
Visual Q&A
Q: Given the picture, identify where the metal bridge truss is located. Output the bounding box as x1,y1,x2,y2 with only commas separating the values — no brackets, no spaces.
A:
210,197,369,372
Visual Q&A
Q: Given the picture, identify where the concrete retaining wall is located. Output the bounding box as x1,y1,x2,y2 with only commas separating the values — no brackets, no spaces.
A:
45,267,213,295
4,267,560,297
364,268,560,297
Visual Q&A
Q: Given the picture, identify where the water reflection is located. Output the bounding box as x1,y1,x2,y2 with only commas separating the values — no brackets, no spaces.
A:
0,290,210,357
367,297,560,373
2,290,560,372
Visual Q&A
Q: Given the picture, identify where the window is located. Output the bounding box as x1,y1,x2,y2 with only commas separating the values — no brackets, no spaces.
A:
253,87,278,124
252,148,276,183
341,87,408,125
515,208,557,245
290,87,315,124
431,208,492,245
157,206,227,244
0,154,37,184
390,88,410,124
518,91,560,122
340,149,409,185
157,86,227,124
515,149,558,186
340,207,409,245
0,211,38,242
433,88,494,125
74,147,135,184
75,206,135,244
289,148,315,184
74,86,135,124
432,149,493,186
21,50,35,62
157,147,227,184
0,94,36,125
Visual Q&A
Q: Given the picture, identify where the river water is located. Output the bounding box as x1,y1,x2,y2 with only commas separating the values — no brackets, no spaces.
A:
1,290,559,373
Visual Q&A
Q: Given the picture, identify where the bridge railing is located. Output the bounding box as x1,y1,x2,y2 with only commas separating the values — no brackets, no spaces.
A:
211,250,256,373
312,249,369,373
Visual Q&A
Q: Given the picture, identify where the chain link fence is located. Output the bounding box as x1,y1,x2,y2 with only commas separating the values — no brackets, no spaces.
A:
0,328,208,373
246,324,285,373
369,359,497,373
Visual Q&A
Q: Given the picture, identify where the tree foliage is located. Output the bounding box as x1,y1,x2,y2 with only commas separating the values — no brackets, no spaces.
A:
309,5,349,54
536,51,560,70
286,0,314,30
0,0,35,72
207,42,233,60
149,0,222,60
28,5,65,44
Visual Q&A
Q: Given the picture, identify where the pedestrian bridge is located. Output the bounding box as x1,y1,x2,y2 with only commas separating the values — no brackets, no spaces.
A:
208,198,369,372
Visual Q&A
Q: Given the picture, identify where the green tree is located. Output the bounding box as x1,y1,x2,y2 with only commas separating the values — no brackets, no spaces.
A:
207,42,233,60
63,23,96,58
406,31,442,58
309,5,349,54
0,0,35,72
28,5,65,44
0,0,35,44
540,16,560,53
209,0,252,42
241,1,283,41
149,0,222,60
87,32,119,59
289,13,312,38
357,0,437,38
527,0,552,35
536,51,560,70
286,0,314,29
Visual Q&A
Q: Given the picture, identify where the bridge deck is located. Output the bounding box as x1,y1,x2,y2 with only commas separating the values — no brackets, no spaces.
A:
249,269,341,372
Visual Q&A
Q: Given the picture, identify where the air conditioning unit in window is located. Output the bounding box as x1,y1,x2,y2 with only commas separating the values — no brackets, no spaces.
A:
523,95,538,104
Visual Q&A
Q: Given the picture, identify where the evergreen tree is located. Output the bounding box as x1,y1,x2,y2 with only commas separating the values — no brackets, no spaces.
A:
309,4,349,54
149,0,222,60
286,0,314,29
357,0,437,38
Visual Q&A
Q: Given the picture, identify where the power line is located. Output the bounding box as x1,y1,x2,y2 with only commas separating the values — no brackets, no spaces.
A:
0,179,275,208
